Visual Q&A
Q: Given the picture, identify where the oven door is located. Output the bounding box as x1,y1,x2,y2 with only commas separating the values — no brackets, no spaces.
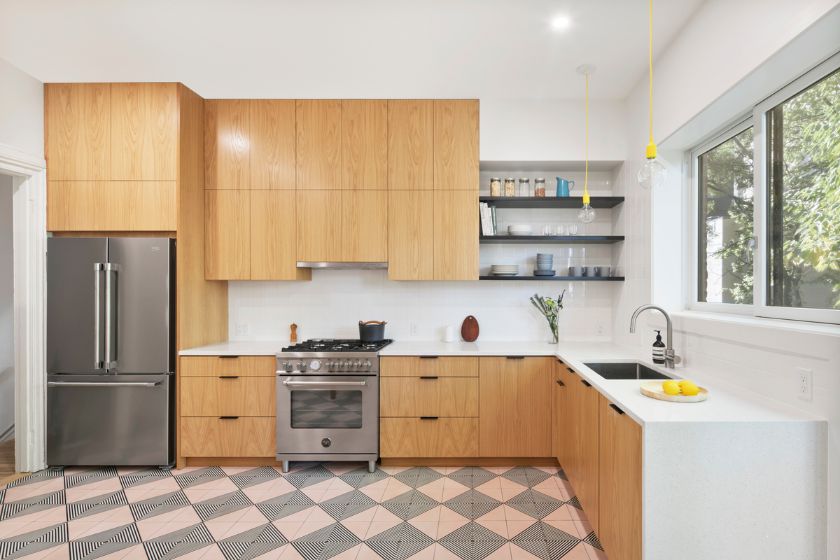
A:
277,375,378,455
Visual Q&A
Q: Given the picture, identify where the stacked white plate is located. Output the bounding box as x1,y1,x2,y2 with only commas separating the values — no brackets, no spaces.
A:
507,225,533,236
490,265,519,276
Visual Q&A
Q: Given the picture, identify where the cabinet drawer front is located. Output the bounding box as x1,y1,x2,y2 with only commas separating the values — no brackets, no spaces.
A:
380,377,478,417
180,417,275,457
380,356,478,377
180,356,276,377
380,418,478,457
181,377,275,416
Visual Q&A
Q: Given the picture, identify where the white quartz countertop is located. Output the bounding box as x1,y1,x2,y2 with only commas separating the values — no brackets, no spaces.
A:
179,339,822,426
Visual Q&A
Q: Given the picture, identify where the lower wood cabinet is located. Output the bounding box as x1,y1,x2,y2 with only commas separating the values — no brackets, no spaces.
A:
180,417,275,457
565,366,601,532
48,181,177,231
380,356,478,378
598,394,642,560
479,357,553,457
380,418,478,457
380,377,478,417
181,377,275,416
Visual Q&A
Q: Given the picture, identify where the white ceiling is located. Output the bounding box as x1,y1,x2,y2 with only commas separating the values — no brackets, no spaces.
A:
0,0,705,100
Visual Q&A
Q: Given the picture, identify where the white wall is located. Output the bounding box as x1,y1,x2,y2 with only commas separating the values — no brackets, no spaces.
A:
0,175,13,440
0,57,43,157
618,2,840,558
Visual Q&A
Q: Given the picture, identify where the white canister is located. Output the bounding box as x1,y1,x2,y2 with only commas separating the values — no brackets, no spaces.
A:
442,325,457,342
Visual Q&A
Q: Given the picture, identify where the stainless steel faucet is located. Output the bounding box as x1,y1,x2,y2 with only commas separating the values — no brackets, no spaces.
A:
630,304,679,368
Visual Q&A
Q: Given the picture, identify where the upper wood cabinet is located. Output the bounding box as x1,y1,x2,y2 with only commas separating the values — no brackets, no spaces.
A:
205,190,250,280
251,190,308,280
387,100,434,189
296,190,342,261
48,181,176,231
45,83,111,181
205,99,250,189
250,100,296,189
479,357,553,457
388,191,434,280
434,190,479,280
296,100,342,190
434,100,479,190
342,100,387,190
111,83,178,180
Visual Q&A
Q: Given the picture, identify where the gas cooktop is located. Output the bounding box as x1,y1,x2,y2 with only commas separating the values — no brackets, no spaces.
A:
280,338,393,353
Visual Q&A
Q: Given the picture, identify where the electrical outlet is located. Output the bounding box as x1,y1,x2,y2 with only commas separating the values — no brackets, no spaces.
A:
409,322,418,336
796,367,813,401
235,323,249,337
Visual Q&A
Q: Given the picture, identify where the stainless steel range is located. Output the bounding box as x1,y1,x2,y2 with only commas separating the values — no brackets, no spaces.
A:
276,339,392,473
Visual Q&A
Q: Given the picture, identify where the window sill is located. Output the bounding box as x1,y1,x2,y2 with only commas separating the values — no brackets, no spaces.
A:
645,309,840,341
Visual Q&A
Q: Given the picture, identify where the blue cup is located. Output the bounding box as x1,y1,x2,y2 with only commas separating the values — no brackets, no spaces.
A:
555,177,575,197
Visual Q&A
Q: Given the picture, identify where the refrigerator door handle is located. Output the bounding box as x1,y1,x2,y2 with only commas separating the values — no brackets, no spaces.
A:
94,263,105,369
104,263,119,370
48,381,162,388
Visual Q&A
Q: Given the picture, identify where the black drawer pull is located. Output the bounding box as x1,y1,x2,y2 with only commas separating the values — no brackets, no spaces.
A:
420,376,439,380
556,379,565,386
566,367,575,373
506,356,525,360
219,376,239,379
219,416,239,420
556,358,564,364
419,356,439,359
580,379,592,387
609,404,625,415
420,416,439,420
218,355,239,359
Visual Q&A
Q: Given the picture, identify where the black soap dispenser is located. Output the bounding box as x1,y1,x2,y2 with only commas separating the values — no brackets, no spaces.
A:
652,330,665,365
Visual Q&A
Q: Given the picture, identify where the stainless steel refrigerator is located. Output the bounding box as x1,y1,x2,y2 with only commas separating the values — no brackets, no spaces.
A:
47,237,175,466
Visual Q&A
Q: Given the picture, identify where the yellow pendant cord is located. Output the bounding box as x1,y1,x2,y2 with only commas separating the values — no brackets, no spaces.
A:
646,0,657,160
583,71,590,205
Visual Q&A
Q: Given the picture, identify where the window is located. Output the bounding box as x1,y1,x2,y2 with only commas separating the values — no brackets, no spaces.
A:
692,54,840,324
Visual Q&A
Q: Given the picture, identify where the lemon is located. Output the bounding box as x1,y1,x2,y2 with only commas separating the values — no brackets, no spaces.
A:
662,380,681,395
679,380,700,396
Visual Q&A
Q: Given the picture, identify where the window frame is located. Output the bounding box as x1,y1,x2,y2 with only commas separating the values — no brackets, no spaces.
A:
689,52,840,324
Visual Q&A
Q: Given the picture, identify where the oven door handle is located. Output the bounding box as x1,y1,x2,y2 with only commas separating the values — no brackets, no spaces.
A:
281,380,368,387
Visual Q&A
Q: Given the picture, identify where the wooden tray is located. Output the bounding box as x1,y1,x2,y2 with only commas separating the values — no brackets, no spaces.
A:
640,381,709,403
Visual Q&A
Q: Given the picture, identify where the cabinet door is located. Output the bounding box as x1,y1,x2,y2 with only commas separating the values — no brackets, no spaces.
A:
433,191,479,280
111,83,178,180
599,396,642,560
342,100,387,190
381,418,478,458
434,100,479,190
251,190,309,280
205,100,250,189
553,360,567,463
250,100,296,189
570,371,601,532
387,191,434,280
296,100,341,190
181,417,275,457
205,190,250,280
387,100,433,189
296,190,342,262
479,357,553,457
341,190,388,262
45,83,111,180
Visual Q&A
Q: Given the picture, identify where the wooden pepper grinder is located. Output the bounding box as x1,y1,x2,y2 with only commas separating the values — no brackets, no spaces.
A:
290,323,298,344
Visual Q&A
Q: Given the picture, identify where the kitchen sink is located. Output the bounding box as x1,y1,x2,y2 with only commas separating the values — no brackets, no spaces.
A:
584,362,673,380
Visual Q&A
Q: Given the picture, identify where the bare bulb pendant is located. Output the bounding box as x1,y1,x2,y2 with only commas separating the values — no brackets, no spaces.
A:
578,204,596,224
638,157,667,190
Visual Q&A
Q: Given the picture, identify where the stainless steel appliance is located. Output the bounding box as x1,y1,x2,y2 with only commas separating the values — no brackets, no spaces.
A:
276,339,392,473
47,237,175,466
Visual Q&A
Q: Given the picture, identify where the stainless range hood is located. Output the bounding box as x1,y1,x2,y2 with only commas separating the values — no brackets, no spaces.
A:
297,261,388,270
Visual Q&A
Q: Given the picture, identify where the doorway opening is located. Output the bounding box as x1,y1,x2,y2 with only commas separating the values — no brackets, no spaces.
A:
0,173,14,478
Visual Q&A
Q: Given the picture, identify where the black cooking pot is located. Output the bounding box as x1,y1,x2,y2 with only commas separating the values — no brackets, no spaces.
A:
359,321,387,342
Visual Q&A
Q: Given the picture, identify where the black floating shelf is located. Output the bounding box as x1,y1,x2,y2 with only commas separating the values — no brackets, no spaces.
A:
480,235,624,244
480,196,624,209
479,275,625,281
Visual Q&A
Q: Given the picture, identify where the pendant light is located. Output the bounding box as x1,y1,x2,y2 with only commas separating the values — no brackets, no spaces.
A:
577,64,596,224
637,0,667,190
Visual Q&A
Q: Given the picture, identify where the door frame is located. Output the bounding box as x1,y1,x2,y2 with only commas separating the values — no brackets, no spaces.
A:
0,141,47,473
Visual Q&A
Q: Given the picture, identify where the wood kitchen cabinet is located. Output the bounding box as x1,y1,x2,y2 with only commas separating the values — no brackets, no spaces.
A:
388,191,434,280
205,190,250,280
204,99,250,190
111,83,178,180
434,190,479,280
387,100,434,189
45,83,111,181
250,100,296,189
296,190,342,261
479,357,553,457
598,394,642,560
434,100,479,190
342,100,387,190
296,100,341,190
553,359,570,464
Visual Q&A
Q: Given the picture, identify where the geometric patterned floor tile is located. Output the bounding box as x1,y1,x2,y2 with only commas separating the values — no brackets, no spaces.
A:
0,463,605,560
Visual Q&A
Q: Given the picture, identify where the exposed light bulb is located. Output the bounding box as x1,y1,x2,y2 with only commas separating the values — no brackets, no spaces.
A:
578,203,596,224
637,157,667,190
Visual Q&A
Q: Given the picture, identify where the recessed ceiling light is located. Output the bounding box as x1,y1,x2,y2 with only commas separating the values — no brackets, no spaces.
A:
550,14,572,32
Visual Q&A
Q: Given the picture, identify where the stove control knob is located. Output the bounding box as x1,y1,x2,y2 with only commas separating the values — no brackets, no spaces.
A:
354,360,363,369
363,359,372,370
281,361,291,372
297,361,307,373
309,359,321,371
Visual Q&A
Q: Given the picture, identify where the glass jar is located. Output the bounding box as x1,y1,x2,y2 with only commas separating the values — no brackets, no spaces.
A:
503,178,516,197
489,177,502,197
518,178,531,197
534,177,546,197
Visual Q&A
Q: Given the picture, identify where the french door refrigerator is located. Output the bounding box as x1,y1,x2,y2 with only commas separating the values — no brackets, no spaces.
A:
47,237,175,466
